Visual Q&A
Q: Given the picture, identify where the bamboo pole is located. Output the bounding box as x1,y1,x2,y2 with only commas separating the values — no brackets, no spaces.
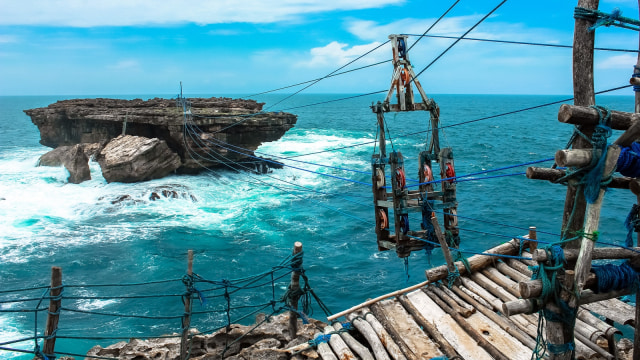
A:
289,242,303,338
180,250,194,360
43,266,62,357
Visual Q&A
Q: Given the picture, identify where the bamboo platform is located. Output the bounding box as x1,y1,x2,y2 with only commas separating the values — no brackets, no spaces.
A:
320,239,636,360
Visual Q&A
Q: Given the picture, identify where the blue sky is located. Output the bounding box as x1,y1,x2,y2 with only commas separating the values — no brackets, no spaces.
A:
0,0,638,96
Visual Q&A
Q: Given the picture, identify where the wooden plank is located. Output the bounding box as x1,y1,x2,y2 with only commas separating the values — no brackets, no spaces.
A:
314,331,338,360
405,289,492,360
583,298,636,326
323,325,357,360
425,238,521,282
360,307,407,360
345,312,391,360
375,298,443,359
332,322,374,360
396,294,460,359
449,284,538,350
424,287,527,360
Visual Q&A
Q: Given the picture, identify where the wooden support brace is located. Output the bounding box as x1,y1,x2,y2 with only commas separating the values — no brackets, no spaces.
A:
558,104,640,130
180,250,194,360
289,242,303,339
532,246,640,263
526,167,631,189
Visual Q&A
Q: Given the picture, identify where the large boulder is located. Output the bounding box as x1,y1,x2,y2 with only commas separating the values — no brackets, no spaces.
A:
38,144,91,184
97,135,181,183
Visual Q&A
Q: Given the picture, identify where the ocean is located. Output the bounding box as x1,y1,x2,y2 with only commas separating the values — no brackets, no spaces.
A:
0,93,636,358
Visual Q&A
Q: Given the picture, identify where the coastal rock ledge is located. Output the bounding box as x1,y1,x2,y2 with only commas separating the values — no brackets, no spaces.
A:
24,97,297,182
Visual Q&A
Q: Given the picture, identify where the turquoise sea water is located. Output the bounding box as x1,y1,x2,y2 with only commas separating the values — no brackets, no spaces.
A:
0,93,637,358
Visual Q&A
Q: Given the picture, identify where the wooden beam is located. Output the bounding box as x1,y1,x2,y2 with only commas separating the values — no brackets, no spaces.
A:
532,246,640,262
527,167,631,189
558,104,639,130
425,238,521,282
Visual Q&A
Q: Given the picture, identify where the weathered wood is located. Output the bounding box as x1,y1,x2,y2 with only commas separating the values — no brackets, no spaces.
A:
632,76,640,87
323,325,356,360
527,167,631,189
505,258,534,277
528,226,538,252
289,242,303,339
470,272,518,303
397,294,460,359
425,238,521,282
449,284,538,350
430,284,473,317
634,29,640,359
519,273,596,299
481,267,520,298
332,322,375,360
495,261,530,283
374,299,443,359
458,277,537,336
555,148,596,168
437,284,475,317
180,250,194,360
43,266,62,356
583,297,637,326
615,118,640,147
571,145,623,310
423,287,522,360
558,104,639,130
327,280,429,322
366,305,413,360
533,246,640,262
457,284,493,309
577,308,621,338
404,289,492,360
314,331,338,360
345,312,391,360
431,215,457,282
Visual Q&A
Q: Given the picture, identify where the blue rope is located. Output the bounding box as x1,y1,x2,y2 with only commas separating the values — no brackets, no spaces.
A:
617,142,640,178
633,65,640,92
591,261,640,293
580,106,612,203
624,204,640,248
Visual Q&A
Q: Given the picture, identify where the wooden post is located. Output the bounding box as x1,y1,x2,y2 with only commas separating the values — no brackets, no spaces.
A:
180,250,194,360
528,226,538,252
634,14,640,354
43,266,62,357
288,242,303,339
431,215,457,283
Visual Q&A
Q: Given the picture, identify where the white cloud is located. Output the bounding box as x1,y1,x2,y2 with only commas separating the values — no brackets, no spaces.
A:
0,0,403,27
597,54,637,69
299,41,385,68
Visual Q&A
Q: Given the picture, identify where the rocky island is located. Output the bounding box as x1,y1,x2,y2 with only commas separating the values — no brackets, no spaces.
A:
25,97,297,183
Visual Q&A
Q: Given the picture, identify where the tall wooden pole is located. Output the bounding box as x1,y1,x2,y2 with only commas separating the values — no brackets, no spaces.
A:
288,242,303,339
633,6,640,355
43,266,62,357
548,2,599,359
181,250,194,360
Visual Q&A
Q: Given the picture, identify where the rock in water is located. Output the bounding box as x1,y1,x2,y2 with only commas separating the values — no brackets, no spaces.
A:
24,97,297,175
38,144,91,184
98,135,181,183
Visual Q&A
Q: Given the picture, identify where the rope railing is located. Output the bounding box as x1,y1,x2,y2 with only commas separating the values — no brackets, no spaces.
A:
0,247,330,360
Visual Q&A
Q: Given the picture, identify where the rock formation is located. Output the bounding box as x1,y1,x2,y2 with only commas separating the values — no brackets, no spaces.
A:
86,313,325,360
37,144,91,184
24,97,297,181
97,135,181,183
